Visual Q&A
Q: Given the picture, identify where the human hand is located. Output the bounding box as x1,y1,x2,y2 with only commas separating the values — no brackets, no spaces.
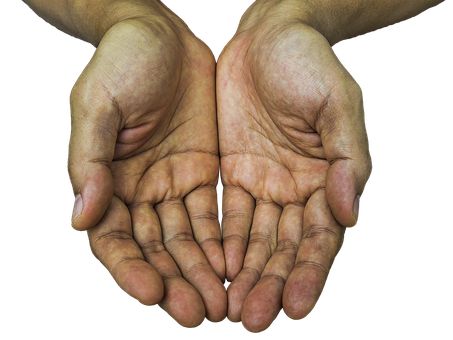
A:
217,0,372,332
69,3,226,326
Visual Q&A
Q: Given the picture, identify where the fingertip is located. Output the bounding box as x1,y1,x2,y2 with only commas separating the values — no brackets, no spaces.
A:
227,282,244,322
71,194,89,231
187,267,227,322
225,266,241,283
160,278,206,328
116,260,164,306
282,293,316,320
136,271,164,306
226,266,240,283
241,277,284,333
70,168,114,230
176,305,205,328
227,270,259,322
182,315,205,328
282,295,317,320
282,270,324,320
242,320,267,333
206,284,228,323
137,281,164,306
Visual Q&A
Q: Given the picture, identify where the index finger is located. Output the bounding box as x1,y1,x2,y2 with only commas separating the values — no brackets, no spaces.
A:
282,189,345,319
88,197,164,306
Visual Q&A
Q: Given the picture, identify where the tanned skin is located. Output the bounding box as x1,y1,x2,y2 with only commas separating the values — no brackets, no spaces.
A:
25,0,444,331
218,0,443,332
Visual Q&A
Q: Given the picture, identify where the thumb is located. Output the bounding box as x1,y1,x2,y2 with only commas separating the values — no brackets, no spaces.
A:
68,82,121,231
319,85,372,227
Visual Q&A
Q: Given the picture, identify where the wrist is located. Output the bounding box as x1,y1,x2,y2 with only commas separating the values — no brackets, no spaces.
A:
238,0,348,45
70,0,169,45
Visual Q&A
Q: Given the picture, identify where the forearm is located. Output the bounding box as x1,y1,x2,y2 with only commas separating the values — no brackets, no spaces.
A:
301,0,445,44
243,0,444,44
23,0,164,45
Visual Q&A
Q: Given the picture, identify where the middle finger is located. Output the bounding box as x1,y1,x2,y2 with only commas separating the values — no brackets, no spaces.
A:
156,199,227,322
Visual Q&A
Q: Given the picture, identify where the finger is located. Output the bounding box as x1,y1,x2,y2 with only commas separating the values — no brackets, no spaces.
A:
88,197,164,306
283,189,345,319
185,185,225,281
69,81,121,230
227,201,281,322
241,204,304,332
222,186,255,281
156,200,227,322
130,203,205,328
318,84,372,227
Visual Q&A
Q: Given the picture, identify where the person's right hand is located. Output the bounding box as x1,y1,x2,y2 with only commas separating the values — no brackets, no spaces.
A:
68,4,226,327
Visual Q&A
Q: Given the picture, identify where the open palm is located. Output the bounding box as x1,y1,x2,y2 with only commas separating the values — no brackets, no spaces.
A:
218,21,371,331
69,15,226,326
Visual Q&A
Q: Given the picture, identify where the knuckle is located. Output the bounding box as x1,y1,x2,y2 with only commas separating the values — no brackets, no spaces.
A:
316,101,337,136
249,232,275,254
222,233,248,245
303,225,344,251
185,261,211,277
303,225,342,240
69,83,81,106
328,78,363,119
357,153,373,185
141,240,165,254
88,230,132,260
222,209,248,220
260,272,287,284
158,199,184,208
242,266,261,280
294,260,329,275
348,80,362,98
275,239,299,255
96,230,132,241
199,237,221,247
111,256,143,276
67,161,76,184
190,211,218,222
164,231,194,246
335,77,362,101
249,231,272,244
70,83,120,127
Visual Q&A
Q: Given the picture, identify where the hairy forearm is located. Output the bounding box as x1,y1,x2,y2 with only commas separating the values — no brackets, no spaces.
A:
23,0,163,45
243,0,445,44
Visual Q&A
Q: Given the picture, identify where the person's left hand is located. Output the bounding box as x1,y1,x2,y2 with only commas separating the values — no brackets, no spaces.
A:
217,0,372,332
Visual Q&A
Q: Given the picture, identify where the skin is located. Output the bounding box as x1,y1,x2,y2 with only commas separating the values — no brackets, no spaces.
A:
218,2,372,332
26,0,227,327
218,0,443,332
24,0,445,331
72,15,227,326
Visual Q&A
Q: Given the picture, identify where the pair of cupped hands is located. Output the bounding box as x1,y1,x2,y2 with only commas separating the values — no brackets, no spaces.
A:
68,0,371,332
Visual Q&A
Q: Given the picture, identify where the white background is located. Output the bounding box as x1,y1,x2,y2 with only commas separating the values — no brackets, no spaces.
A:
1,1,452,339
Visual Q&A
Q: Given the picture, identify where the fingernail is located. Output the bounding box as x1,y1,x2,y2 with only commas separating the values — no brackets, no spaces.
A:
353,195,361,220
72,194,83,220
